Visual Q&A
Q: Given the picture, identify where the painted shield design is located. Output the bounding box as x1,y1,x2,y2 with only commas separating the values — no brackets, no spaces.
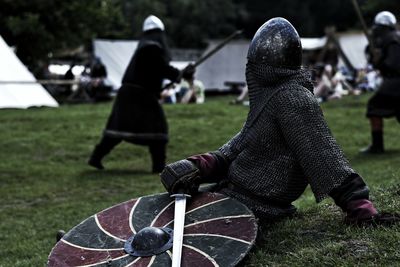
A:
48,192,258,267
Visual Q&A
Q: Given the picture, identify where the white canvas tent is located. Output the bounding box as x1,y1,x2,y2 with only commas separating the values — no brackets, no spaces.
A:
0,36,58,109
196,34,367,90
301,32,368,69
196,40,249,90
337,32,368,69
93,39,139,89
301,37,328,50
93,39,188,89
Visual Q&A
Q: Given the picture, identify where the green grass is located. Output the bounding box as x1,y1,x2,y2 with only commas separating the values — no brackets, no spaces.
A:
0,94,399,266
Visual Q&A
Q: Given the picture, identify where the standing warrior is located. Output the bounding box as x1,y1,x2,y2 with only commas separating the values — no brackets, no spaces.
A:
89,15,181,173
361,11,400,154
161,18,398,225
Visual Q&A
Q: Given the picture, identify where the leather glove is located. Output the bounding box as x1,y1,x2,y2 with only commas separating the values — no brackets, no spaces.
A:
160,159,201,194
181,63,196,80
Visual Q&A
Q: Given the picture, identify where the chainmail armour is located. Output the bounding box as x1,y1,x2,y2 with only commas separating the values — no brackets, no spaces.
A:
218,61,355,219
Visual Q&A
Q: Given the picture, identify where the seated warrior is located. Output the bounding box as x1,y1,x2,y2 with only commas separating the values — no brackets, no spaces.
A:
161,18,399,226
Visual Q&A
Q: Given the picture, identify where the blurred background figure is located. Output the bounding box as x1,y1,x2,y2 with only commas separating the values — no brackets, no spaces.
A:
160,79,178,104
90,57,107,79
314,64,357,102
177,64,205,104
88,15,181,173
361,11,400,154
87,57,112,102
230,85,249,105
314,64,334,102
62,63,76,97
67,58,111,103
314,64,339,102
332,66,358,96
355,64,381,92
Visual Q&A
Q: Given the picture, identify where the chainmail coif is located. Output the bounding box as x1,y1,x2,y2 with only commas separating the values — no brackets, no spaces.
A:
219,61,354,220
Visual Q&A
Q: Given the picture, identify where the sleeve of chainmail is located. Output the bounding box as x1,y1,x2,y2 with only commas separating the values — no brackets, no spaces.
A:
271,87,355,202
218,130,244,162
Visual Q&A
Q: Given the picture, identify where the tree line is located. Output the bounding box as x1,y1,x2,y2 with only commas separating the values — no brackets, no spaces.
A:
0,0,398,73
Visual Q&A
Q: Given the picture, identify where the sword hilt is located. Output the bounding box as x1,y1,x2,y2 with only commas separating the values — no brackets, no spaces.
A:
170,193,191,199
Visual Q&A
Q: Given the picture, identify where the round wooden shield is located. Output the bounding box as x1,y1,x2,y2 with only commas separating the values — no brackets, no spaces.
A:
48,192,258,266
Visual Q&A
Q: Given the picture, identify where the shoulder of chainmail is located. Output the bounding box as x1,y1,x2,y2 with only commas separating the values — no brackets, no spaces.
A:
267,85,355,202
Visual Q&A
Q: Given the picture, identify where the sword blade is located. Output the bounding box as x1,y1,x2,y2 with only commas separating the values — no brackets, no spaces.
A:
161,29,243,90
171,194,187,267
193,29,243,68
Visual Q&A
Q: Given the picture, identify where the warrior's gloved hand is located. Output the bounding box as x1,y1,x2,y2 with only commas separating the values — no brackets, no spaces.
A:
160,159,201,194
181,63,196,80
160,151,229,194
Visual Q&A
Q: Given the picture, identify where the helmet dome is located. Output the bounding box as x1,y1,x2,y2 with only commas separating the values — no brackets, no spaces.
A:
143,15,165,32
247,17,302,68
374,11,397,28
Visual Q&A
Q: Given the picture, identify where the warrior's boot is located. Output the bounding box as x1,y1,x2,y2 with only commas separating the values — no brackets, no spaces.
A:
360,130,384,154
330,174,400,226
149,143,167,173
88,136,121,170
88,145,105,170
329,174,377,224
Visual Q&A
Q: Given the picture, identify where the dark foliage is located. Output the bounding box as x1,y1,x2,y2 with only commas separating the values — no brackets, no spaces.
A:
0,0,399,71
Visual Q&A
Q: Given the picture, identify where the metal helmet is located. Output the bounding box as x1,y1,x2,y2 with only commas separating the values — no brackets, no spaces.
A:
374,11,397,28
247,17,302,68
143,15,165,32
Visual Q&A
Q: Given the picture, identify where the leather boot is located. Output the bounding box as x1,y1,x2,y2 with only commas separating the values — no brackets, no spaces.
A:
88,145,105,170
360,130,384,154
149,143,166,173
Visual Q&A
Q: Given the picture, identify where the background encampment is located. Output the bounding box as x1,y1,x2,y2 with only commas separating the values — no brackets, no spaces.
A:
94,32,368,91
0,36,58,109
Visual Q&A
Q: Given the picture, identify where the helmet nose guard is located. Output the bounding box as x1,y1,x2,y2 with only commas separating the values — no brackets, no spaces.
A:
247,17,302,69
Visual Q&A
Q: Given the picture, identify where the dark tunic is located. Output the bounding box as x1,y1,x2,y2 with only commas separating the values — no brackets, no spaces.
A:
367,28,400,121
104,32,180,145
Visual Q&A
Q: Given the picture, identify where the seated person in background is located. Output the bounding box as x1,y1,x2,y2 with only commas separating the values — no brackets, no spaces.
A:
355,68,369,92
356,65,381,92
62,64,75,96
160,79,178,104
366,66,381,92
90,57,107,82
331,68,357,96
314,64,348,102
178,65,205,104
314,64,335,101
230,85,249,105
88,57,111,101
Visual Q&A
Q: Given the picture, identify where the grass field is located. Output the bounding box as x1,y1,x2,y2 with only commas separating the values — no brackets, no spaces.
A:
0,94,399,266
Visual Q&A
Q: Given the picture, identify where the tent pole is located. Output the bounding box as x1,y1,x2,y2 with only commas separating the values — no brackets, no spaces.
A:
0,80,78,85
